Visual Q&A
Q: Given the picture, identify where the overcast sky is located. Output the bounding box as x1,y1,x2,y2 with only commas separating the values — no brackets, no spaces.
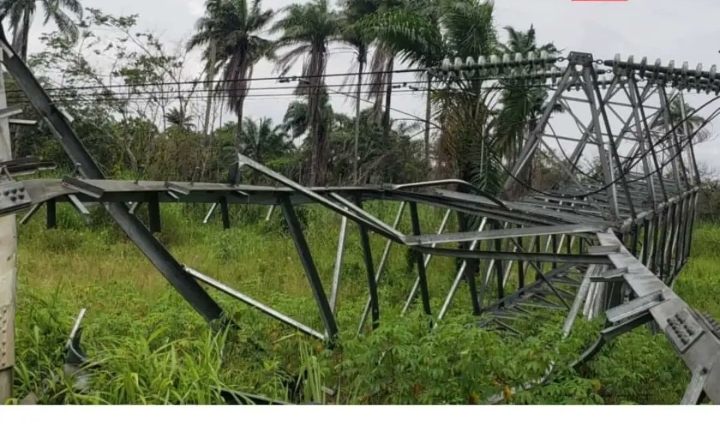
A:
20,0,720,171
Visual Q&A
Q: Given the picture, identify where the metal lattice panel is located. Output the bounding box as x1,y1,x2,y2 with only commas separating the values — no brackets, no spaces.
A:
0,20,718,404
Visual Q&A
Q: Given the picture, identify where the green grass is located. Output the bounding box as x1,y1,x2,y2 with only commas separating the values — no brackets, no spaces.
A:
7,202,718,404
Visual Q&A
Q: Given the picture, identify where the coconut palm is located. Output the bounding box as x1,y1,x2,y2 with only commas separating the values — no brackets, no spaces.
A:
187,0,275,154
496,25,560,162
494,25,562,197
0,0,83,60
338,0,378,183
270,0,340,186
366,0,499,187
241,117,294,163
652,97,708,142
164,107,195,131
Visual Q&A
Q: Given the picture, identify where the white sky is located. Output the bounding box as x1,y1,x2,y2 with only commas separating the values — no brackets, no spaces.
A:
20,0,720,171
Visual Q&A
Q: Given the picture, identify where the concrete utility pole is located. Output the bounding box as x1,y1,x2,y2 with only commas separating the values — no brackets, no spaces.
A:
0,48,18,404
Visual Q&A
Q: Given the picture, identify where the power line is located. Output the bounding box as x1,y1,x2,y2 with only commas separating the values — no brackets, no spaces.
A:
10,66,430,94
6,68,613,96
501,95,720,200
6,82,565,128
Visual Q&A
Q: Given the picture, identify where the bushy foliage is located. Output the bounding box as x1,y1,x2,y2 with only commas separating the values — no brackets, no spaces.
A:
7,202,711,405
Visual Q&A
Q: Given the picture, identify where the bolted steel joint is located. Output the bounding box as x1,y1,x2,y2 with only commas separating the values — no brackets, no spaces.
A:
568,52,594,66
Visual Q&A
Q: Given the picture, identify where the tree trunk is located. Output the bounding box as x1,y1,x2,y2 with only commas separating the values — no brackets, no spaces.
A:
381,58,394,155
308,53,326,187
236,107,245,152
423,71,432,168
353,57,364,184
11,12,32,61
455,166,480,280
203,46,217,137
233,100,245,184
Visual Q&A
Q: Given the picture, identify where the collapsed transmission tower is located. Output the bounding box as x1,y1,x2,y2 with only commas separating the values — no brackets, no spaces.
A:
1,23,719,404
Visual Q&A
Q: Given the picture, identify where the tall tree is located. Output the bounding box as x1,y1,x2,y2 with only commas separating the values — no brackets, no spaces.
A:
164,106,195,131
652,97,708,142
188,0,275,160
240,117,294,164
495,25,561,196
270,0,340,186
338,0,377,183
0,0,83,60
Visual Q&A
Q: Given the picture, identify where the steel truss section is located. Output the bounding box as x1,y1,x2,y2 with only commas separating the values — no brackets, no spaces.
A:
1,39,719,404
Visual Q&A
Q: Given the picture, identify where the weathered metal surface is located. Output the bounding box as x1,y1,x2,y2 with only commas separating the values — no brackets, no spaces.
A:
0,38,716,404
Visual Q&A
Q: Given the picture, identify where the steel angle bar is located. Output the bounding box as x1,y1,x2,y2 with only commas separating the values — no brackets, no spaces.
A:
563,264,597,338
329,193,404,240
0,30,229,326
19,203,41,225
391,190,565,230
184,266,325,341
596,230,720,403
390,192,553,228
354,196,381,329
237,154,404,243
502,65,577,195
357,202,407,334
128,202,142,215
589,67,637,220
480,266,575,314
428,189,578,225
399,209,455,317
265,205,275,221
408,202,433,320
328,216,348,314
404,223,608,247
61,176,104,199
629,78,669,203
505,238,572,310
436,217,490,323
46,199,56,229
203,202,218,224
413,245,613,265
67,195,90,221
279,196,338,340
678,92,701,185
433,189,610,226
391,179,508,210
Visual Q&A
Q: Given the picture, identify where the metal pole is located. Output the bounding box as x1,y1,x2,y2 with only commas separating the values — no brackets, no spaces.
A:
0,48,17,403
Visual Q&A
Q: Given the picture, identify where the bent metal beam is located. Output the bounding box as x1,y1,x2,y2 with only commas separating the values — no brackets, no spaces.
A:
0,33,718,404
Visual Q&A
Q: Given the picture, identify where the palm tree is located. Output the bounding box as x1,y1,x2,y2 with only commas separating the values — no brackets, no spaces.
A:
495,25,561,196
164,107,195,131
270,0,340,186
652,97,708,141
281,87,335,182
353,1,568,276
369,0,499,186
241,117,294,163
647,97,708,183
187,0,275,159
338,0,377,183
362,0,409,160
0,0,83,60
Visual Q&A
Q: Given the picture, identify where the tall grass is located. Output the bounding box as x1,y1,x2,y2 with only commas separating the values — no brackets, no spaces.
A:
6,200,716,404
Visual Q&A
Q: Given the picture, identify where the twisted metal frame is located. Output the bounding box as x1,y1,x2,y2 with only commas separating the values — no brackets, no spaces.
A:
1,27,719,403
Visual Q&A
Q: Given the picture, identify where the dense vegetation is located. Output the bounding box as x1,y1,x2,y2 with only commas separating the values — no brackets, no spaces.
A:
11,201,720,405
1,0,719,405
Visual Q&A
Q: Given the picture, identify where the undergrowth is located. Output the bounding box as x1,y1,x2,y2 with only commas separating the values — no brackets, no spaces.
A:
6,201,716,405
